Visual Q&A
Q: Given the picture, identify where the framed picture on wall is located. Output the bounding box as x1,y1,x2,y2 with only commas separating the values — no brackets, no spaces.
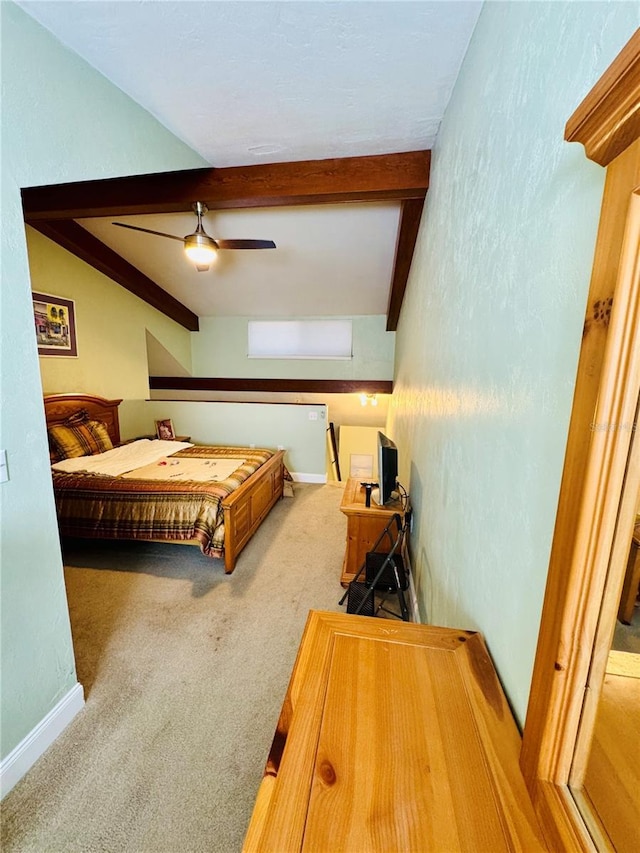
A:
32,292,78,357
155,419,176,440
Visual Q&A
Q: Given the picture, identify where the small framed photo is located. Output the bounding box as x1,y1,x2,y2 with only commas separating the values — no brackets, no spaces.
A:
33,292,78,357
155,419,176,440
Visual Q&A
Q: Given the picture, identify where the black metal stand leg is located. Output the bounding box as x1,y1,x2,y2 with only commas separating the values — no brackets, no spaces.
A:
396,586,410,621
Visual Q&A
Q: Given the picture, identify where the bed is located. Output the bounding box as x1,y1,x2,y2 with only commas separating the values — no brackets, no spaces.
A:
44,393,285,573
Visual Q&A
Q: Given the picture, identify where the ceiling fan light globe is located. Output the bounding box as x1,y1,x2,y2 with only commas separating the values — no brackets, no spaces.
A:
184,233,217,266
185,245,217,265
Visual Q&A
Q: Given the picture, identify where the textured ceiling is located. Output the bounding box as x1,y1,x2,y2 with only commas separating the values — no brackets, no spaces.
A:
78,202,401,317
18,1,482,318
17,1,482,167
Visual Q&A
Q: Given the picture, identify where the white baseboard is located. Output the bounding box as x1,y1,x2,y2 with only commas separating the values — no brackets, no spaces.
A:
290,472,327,484
1,682,84,799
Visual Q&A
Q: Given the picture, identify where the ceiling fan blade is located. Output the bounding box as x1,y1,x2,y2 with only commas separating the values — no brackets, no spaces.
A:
215,239,276,250
112,222,184,242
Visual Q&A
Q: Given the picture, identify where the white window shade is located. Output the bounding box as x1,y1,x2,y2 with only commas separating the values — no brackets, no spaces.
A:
248,320,353,359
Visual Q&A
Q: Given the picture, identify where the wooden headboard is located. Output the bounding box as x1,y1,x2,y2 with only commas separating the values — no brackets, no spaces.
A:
44,393,123,446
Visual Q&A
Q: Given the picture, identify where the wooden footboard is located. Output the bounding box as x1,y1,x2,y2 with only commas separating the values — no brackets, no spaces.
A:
222,450,285,573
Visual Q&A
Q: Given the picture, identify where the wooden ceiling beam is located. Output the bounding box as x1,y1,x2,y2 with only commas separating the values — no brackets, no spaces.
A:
23,151,431,332
21,151,431,221
30,220,199,331
149,377,393,394
386,198,425,331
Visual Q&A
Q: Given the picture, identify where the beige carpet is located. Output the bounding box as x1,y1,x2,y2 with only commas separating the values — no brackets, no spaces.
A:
1,483,346,853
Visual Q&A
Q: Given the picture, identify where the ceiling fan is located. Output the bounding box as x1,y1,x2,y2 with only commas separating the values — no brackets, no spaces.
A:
112,201,276,271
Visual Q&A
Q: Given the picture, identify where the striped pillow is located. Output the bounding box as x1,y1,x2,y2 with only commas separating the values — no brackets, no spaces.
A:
48,418,113,461
86,420,113,453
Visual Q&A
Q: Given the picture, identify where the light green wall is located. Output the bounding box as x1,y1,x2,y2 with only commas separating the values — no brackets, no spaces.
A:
389,2,639,725
190,315,394,379
0,2,207,761
120,400,327,477
28,228,192,400
186,315,393,466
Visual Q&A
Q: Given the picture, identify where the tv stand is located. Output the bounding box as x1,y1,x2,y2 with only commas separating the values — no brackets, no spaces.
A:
339,477,406,586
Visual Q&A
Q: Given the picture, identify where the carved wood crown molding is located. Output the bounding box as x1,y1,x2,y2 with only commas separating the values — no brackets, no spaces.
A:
565,28,640,166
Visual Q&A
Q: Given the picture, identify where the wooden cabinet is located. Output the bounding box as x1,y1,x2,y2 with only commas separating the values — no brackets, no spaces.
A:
243,611,547,852
339,477,406,586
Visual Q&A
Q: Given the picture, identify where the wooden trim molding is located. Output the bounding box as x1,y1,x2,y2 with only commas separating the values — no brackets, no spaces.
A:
530,782,596,853
570,216,640,779
148,377,393,395
521,144,640,787
565,28,640,166
521,30,640,850
521,144,640,850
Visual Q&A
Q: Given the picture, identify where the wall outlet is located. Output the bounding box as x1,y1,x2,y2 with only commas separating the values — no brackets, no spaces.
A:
277,445,285,451
250,443,255,448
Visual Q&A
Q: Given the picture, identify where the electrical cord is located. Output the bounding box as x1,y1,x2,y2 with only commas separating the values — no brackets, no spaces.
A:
395,481,411,529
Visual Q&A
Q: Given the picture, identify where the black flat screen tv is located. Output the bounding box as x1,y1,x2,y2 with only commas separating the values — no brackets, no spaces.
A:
372,431,398,506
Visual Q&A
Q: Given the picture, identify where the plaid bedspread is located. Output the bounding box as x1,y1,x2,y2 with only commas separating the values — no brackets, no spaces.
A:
52,445,275,558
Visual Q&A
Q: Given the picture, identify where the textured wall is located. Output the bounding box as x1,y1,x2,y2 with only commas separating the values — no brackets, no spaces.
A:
191,315,395,380
0,2,206,761
389,2,639,724
119,399,328,478
187,315,394,442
